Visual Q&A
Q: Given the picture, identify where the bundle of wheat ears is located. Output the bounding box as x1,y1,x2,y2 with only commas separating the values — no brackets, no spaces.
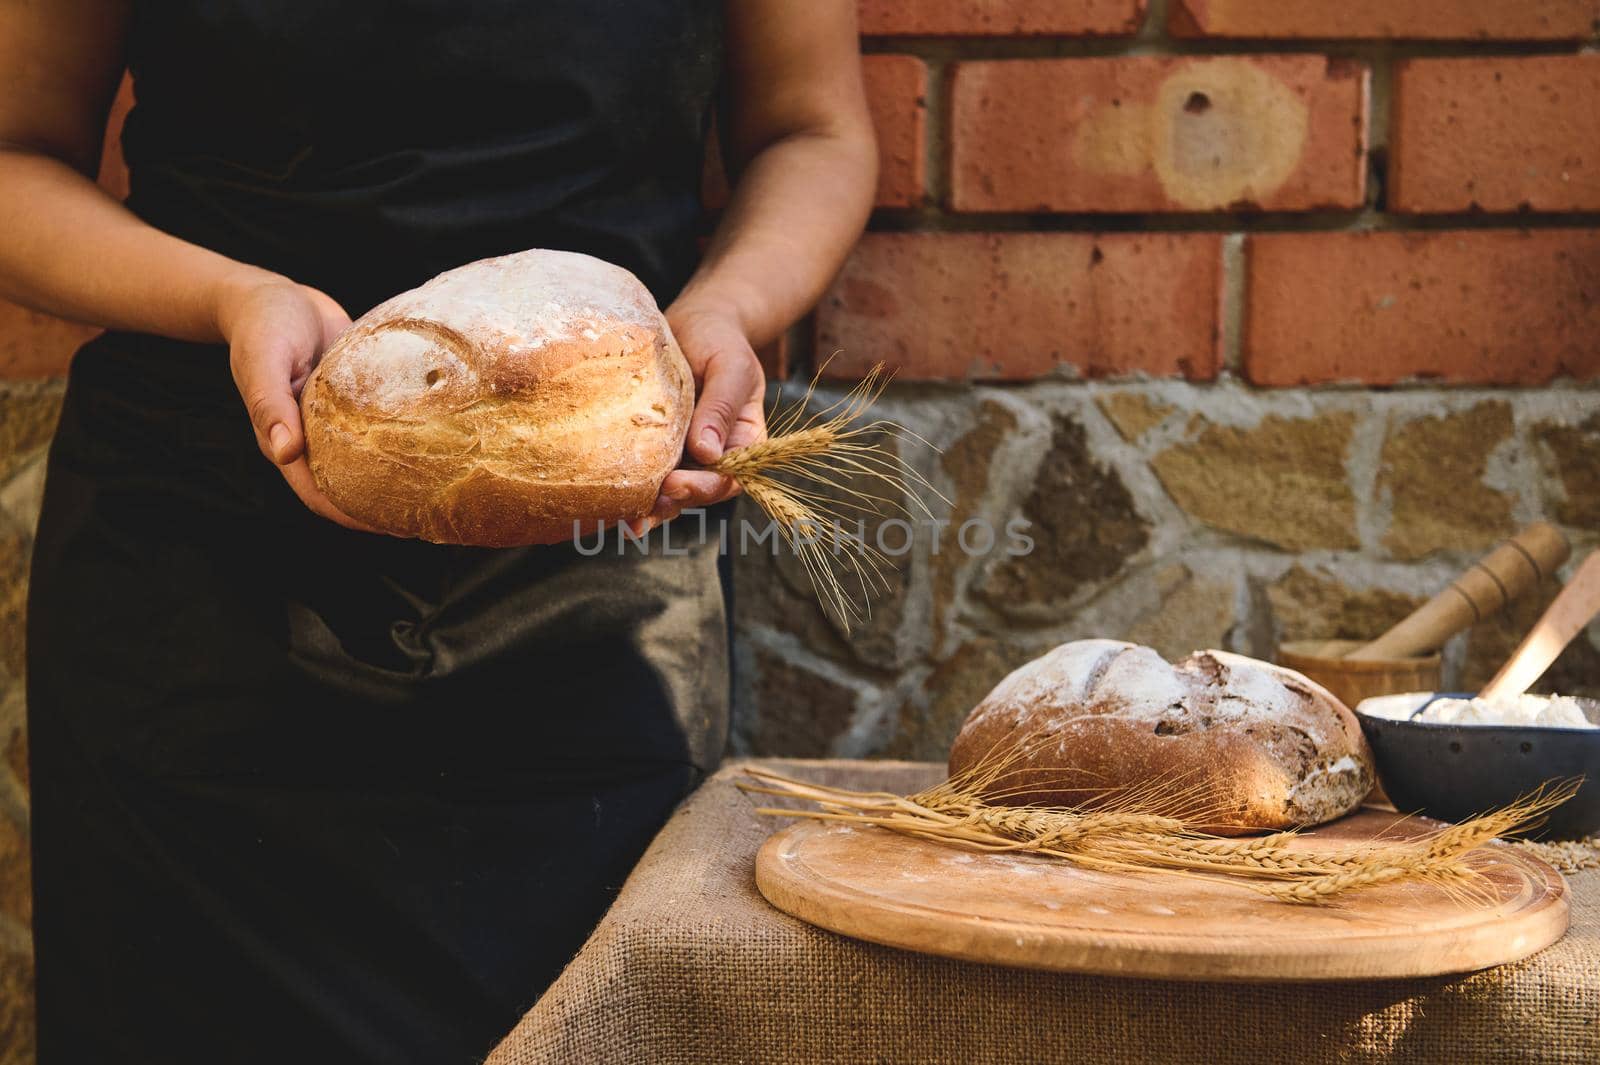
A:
709,360,944,631
740,735,1579,904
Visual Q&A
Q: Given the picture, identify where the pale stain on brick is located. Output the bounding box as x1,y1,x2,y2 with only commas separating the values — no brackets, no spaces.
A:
1150,59,1309,209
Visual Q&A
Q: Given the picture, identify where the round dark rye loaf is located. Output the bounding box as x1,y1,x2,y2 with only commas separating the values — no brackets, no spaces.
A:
948,639,1375,835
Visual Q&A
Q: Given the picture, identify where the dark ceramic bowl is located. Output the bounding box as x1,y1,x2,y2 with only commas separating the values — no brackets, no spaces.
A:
1355,692,1600,841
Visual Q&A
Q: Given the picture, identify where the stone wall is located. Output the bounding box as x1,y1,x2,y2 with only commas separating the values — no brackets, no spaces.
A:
0,84,128,977
0,380,60,1064
729,382,1600,760
0,72,126,1061
3,5,1600,1062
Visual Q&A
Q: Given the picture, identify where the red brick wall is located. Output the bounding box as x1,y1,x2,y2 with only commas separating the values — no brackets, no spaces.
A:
803,1,1600,388
9,15,1600,388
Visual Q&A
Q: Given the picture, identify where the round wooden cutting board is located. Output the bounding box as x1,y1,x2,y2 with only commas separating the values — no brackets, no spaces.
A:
755,808,1568,981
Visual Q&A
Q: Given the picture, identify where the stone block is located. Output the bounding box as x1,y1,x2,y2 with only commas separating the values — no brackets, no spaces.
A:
977,414,1149,611
1379,402,1516,560
1151,412,1359,551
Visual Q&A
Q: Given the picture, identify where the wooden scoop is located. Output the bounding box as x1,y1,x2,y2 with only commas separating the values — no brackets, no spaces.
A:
1479,550,1600,703
1347,523,1570,661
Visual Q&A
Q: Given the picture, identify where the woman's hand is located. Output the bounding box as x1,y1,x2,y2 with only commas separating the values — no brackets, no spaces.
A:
640,302,769,534
629,0,874,537
215,276,377,531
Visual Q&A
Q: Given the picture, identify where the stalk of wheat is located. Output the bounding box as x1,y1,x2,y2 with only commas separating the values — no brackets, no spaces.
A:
739,745,1579,905
709,360,944,631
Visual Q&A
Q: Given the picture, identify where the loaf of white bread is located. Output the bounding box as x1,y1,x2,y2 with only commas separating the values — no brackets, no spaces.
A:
300,249,693,547
948,640,1375,835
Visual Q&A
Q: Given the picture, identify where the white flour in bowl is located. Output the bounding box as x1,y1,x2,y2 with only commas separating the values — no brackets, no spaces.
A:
1361,691,1596,729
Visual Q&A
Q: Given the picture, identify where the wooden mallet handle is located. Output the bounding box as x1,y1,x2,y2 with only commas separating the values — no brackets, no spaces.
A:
1479,550,1600,703
1347,523,1571,661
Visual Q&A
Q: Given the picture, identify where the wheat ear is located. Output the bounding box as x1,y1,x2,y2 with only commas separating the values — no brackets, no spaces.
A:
711,359,946,631
738,747,1581,905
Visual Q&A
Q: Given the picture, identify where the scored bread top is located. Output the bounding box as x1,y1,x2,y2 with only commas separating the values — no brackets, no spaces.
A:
319,250,668,414
301,249,694,546
948,639,1375,834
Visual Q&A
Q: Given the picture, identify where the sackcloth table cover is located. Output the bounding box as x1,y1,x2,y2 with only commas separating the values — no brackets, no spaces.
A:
487,759,1600,1065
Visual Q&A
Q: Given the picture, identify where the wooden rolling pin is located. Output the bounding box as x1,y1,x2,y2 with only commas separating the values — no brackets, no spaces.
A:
1479,550,1600,702
1346,523,1570,661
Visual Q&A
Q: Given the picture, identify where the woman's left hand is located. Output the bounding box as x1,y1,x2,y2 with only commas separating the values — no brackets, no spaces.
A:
638,303,768,534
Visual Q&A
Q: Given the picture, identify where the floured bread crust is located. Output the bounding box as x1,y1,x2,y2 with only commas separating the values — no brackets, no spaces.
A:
947,639,1375,834
301,250,693,546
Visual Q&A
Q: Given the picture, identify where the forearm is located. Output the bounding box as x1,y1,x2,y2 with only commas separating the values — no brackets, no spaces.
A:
672,126,876,348
0,146,281,343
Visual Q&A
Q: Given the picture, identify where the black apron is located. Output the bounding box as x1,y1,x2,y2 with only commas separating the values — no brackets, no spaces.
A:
25,3,727,1063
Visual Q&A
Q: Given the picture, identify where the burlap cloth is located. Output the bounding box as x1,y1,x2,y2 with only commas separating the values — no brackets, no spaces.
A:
487,759,1599,1065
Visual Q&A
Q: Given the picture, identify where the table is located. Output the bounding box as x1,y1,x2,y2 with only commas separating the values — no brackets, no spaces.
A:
488,760,1599,1065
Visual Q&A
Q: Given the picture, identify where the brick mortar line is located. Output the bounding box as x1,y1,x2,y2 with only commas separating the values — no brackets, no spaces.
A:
859,38,1598,62
1345,403,1392,555
1502,406,1547,530
1219,233,1245,376
1135,0,1171,46
1244,379,1600,394
867,376,1600,395
1367,52,1394,212
861,210,1600,234
922,55,951,210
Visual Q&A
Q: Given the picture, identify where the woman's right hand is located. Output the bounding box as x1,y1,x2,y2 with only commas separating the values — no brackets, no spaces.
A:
215,275,378,531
